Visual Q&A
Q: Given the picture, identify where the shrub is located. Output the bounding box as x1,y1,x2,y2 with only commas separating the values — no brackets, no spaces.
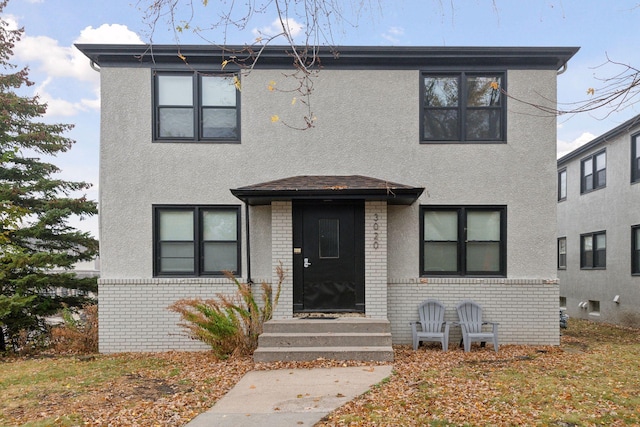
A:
50,304,98,354
169,263,284,358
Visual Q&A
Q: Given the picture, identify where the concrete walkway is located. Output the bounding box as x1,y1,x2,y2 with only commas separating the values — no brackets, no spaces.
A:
186,365,394,427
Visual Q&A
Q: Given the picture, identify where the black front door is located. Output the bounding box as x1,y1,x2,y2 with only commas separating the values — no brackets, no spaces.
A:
293,201,364,313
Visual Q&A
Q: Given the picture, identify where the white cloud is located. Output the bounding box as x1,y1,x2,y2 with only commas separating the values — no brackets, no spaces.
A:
11,22,143,117
252,18,304,41
3,13,19,30
33,78,99,117
75,23,143,44
557,132,595,158
15,24,143,83
382,26,404,44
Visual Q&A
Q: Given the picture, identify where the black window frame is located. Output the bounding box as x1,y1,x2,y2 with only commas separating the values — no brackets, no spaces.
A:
580,149,606,194
632,133,640,184
420,205,507,277
153,205,241,277
632,225,640,275
580,230,606,270
153,70,240,143
558,237,567,270
558,168,567,201
420,71,506,143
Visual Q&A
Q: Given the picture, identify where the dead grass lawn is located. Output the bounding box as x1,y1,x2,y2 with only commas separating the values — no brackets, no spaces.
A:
1,319,639,426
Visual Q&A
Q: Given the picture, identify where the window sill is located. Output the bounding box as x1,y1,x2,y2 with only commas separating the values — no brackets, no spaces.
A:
420,140,506,145
153,139,241,144
580,186,606,195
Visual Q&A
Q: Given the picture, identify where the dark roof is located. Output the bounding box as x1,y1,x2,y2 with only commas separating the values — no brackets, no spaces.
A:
231,175,425,205
558,113,640,166
75,44,579,70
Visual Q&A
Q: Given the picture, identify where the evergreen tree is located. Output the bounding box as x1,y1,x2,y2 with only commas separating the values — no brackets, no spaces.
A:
0,0,98,352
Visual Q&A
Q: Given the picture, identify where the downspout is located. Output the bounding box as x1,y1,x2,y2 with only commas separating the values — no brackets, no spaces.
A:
245,202,253,286
90,60,100,73
557,63,567,75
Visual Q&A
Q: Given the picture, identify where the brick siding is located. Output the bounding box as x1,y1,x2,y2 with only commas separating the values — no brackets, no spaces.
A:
98,278,240,352
388,278,560,346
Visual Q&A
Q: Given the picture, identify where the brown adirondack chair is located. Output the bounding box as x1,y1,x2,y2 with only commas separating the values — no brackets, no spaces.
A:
456,300,499,352
410,299,450,351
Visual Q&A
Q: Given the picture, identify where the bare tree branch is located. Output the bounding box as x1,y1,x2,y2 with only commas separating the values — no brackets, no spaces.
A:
505,54,640,121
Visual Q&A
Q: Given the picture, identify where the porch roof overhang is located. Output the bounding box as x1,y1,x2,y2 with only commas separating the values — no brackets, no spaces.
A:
230,175,424,206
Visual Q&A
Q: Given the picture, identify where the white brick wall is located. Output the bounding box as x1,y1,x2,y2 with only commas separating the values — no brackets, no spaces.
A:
388,278,560,346
98,278,241,352
271,201,293,319
365,201,387,318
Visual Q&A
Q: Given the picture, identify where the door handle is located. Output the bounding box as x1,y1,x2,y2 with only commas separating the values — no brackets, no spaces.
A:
304,258,312,268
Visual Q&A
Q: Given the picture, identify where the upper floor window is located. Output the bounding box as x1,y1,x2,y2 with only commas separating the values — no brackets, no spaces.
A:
558,169,567,201
154,205,240,277
632,134,640,183
421,72,505,142
558,237,567,269
580,231,606,269
421,206,506,276
632,225,640,275
154,72,239,142
581,150,606,193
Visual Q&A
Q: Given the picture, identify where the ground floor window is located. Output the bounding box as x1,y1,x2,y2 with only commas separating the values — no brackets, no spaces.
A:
420,206,506,276
153,205,240,276
633,225,640,274
580,231,606,269
558,237,567,269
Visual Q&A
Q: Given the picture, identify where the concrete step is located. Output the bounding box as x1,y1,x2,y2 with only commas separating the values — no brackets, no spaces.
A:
258,332,392,348
263,318,391,334
254,318,394,362
253,346,394,362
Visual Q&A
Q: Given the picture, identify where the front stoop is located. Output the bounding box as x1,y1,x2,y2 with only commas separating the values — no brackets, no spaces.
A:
253,318,394,362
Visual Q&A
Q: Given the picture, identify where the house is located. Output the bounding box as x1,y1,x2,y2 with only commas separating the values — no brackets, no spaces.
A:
76,44,578,356
557,114,640,327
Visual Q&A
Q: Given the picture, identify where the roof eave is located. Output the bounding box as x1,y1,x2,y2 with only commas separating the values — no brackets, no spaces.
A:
230,187,425,206
74,44,579,71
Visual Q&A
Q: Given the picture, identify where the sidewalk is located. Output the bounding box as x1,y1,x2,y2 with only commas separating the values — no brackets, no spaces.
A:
186,365,394,427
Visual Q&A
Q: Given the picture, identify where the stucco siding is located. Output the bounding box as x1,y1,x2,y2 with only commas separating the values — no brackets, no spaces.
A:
100,67,558,279
557,125,640,326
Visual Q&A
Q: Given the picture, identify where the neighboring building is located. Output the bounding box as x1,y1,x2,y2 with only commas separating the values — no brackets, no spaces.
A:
557,114,640,327
77,44,578,353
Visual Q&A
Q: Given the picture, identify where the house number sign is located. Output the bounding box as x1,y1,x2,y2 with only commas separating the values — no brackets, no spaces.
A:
373,213,380,250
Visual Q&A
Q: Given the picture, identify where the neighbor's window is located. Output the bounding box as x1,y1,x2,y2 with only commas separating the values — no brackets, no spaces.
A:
154,206,240,276
558,169,567,201
632,134,640,183
581,150,606,193
155,72,239,142
632,225,640,274
558,237,567,269
421,206,506,276
580,231,606,269
422,72,505,142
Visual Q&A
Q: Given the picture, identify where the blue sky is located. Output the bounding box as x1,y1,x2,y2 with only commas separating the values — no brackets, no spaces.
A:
4,0,640,237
